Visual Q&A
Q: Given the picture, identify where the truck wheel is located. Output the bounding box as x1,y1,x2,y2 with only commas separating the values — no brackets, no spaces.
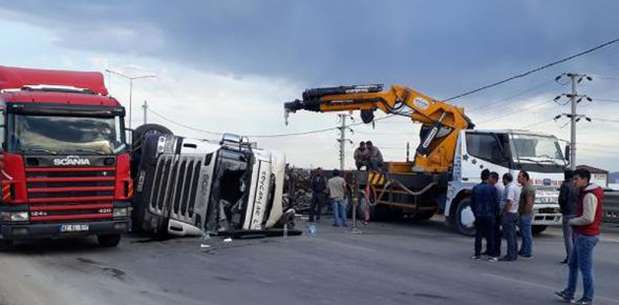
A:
532,225,547,235
0,239,14,250
410,210,435,222
132,123,172,150
455,199,476,236
370,205,390,221
97,234,121,247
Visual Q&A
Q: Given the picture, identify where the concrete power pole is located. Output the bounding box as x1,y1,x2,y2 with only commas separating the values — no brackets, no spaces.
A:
142,100,148,124
336,114,354,170
554,73,593,170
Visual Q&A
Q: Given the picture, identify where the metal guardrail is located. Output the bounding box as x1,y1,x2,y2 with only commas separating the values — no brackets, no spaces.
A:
604,191,619,223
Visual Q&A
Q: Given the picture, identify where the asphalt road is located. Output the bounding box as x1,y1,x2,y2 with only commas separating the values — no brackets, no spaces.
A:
1,219,618,305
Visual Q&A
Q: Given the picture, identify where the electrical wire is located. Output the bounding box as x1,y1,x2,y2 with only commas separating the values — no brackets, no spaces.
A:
468,79,554,112
148,108,223,135
476,99,554,124
443,37,619,101
592,98,619,103
591,117,619,123
146,38,619,138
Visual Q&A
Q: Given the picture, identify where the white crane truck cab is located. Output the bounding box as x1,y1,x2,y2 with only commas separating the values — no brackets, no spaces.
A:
446,129,565,235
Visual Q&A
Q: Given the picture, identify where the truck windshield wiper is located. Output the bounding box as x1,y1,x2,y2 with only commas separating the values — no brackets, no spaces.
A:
23,146,58,155
71,148,106,155
517,157,544,167
536,154,564,166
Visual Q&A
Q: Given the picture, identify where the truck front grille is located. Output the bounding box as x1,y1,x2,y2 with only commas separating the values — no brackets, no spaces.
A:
149,155,202,222
25,166,116,222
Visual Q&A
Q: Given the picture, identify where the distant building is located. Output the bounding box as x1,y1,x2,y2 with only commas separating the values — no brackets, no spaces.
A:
577,165,608,188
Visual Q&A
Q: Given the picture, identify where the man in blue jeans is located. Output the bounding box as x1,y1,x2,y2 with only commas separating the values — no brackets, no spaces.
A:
517,170,535,259
556,169,604,305
499,173,520,262
327,170,348,227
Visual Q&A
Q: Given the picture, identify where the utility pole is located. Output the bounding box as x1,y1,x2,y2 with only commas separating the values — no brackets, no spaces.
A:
142,100,148,124
336,114,354,170
553,73,593,170
105,69,156,129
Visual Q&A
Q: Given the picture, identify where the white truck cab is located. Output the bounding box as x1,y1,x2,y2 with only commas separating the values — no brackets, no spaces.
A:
446,129,564,235
131,130,291,237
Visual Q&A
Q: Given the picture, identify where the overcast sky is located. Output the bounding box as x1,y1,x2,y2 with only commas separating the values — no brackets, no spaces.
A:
1,1,618,171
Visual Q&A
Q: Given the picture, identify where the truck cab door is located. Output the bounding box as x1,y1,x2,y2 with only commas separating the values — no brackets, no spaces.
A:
461,131,511,183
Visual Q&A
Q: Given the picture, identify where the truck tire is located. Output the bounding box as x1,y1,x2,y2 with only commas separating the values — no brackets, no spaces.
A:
454,198,476,236
132,123,173,151
369,205,388,221
97,234,121,247
0,239,13,250
410,210,435,222
532,225,547,235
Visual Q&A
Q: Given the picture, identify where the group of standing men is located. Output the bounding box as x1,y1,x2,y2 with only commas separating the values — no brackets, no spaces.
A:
471,167,604,304
308,168,349,227
308,141,384,227
471,169,535,262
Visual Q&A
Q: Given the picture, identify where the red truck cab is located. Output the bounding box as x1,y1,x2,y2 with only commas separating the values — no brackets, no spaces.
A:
0,65,132,247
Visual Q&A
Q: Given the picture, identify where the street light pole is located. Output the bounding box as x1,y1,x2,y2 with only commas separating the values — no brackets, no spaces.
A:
129,79,133,129
105,69,156,129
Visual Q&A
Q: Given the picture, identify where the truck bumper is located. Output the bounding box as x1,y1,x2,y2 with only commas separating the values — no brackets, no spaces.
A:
532,204,562,226
0,220,129,240
0,201,130,240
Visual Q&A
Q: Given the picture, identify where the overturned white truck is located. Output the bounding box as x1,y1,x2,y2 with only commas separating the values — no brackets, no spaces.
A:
130,125,295,237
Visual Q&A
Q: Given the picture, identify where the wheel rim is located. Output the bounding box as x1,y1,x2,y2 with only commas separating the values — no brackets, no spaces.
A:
460,206,476,229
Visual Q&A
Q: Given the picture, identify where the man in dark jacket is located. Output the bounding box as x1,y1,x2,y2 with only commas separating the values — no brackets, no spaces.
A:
471,169,500,262
558,169,578,264
309,168,327,222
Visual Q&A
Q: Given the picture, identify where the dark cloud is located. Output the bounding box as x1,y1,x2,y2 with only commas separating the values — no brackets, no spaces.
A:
3,0,619,101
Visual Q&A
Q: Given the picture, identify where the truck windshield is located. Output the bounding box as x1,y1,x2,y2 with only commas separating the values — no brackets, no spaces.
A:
511,134,564,163
10,114,125,155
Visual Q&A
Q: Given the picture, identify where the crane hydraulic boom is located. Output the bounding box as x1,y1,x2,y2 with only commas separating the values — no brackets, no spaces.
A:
284,84,475,173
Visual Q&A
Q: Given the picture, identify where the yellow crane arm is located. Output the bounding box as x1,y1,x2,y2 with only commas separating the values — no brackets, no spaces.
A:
284,84,475,173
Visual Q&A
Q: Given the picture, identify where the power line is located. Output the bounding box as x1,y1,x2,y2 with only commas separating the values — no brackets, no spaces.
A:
520,118,555,129
590,117,619,123
468,79,554,113
476,99,554,124
592,98,619,103
145,38,619,138
148,107,395,138
444,37,619,101
148,108,223,135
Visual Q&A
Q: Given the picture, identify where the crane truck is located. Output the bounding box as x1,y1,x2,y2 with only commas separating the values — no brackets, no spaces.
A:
284,84,564,235
0,65,131,247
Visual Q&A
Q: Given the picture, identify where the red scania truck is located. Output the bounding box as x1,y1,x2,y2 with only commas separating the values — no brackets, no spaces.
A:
0,65,132,247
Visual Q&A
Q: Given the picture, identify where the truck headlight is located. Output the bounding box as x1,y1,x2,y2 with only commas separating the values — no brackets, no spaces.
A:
0,212,11,222
10,212,29,222
113,208,128,218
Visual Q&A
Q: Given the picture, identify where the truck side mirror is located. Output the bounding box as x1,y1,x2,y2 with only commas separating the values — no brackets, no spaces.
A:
564,145,570,162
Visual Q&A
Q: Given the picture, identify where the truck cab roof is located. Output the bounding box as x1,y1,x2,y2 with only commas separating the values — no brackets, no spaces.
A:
0,65,120,107
467,128,557,138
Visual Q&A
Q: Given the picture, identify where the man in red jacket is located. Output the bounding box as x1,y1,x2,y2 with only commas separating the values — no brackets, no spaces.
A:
555,168,604,305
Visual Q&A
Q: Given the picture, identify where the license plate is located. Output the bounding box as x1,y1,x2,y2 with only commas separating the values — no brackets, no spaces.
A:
60,224,89,232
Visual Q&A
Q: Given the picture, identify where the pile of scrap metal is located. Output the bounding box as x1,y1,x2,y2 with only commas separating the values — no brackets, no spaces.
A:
283,166,313,214
130,124,299,238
